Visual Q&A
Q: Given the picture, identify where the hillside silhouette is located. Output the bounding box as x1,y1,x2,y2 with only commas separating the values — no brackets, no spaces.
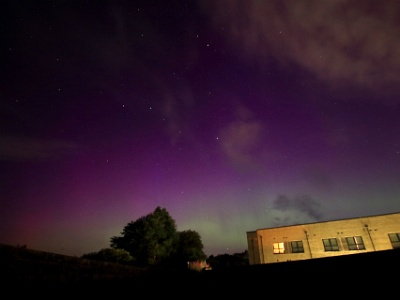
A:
1,243,398,296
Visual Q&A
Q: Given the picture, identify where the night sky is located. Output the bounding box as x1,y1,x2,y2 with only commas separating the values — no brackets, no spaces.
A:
1,0,400,257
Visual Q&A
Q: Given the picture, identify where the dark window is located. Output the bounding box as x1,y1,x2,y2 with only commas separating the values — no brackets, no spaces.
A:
388,233,400,249
290,241,304,253
346,236,365,250
323,238,339,251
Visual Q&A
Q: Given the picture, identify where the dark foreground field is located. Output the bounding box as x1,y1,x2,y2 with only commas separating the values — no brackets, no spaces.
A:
1,244,399,296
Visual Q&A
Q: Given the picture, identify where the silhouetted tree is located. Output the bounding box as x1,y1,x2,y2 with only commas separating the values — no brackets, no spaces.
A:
172,229,207,269
207,250,249,270
110,206,178,266
81,248,134,264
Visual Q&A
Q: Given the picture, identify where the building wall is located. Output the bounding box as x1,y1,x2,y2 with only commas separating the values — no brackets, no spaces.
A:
247,212,400,265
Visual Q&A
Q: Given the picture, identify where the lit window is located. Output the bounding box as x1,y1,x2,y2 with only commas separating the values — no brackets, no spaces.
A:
273,242,285,254
322,238,339,251
290,241,304,253
346,236,365,250
388,233,400,249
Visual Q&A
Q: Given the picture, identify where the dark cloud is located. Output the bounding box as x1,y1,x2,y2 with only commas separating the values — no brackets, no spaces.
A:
271,194,323,224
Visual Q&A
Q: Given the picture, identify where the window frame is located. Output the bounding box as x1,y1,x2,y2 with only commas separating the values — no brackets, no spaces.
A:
273,242,285,254
290,240,304,253
346,236,366,250
322,238,340,251
388,233,400,249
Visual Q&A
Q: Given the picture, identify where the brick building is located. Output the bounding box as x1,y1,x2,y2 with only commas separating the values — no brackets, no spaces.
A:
247,211,400,265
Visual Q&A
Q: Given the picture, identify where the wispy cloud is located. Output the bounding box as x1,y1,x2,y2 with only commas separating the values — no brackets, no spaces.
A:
219,119,263,170
202,0,400,102
0,135,82,161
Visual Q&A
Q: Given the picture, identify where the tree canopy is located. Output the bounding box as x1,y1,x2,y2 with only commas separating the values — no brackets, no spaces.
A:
110,206,206,267
175,230,207,262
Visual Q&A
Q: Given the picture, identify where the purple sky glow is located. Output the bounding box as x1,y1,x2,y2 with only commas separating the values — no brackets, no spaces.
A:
1,0,400,257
